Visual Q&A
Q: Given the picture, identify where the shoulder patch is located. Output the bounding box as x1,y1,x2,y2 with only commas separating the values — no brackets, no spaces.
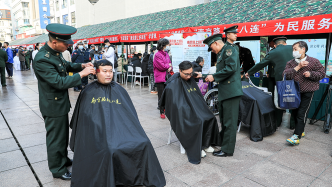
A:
44,52,50,58
226,48,232,56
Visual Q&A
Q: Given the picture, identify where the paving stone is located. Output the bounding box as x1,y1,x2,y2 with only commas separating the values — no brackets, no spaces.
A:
0,120,8,130
42,180,71,187
24,144,48,164
163,172,189,187
167,162,236,187
236,137,284,158
0,127,13,140
0,150,27,172
0,166,39,187
292,138,332,161
16,132,46,148
154,144,188,171
243,160,315,187
0,138,19,154
305,127,332,145
268,147,332,177
222,176,265,187
1,111,38,120
318,163,332,183
205,148,264,173
6,115,44,127
309,178,332,187
11,122,46,136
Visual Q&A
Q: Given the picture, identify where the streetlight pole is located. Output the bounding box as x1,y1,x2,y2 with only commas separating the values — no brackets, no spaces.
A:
88,0,99,25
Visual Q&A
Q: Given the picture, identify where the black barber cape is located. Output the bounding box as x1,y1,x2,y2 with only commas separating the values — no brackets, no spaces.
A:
239,81,276,142
69,81,166,187
159,73,221,164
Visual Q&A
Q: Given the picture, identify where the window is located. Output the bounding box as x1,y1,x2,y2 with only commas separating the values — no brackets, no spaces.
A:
70,0,74,5
24,19,30,24
57,17,60,23
56,1,59,11
22,2,29,7
62,0,67,8
71,12,75,23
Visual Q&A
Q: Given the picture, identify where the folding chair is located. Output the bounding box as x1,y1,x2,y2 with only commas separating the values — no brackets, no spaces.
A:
134,67,149,88
126,66,135,87
168,126,185,154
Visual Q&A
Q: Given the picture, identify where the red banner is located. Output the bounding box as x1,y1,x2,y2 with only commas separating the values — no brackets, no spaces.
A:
9,14,332,47
73,35,119,44
120,27,190,42
189,14,332,37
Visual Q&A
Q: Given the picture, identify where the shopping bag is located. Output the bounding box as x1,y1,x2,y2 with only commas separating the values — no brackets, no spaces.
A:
274,75,301,109
198,79,209,96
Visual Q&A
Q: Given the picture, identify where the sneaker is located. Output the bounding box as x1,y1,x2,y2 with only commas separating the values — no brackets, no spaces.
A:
160,114,165,119
201,150,207,158
150,91,158,94
135,81,141,85
287,134,300,145
204,146,215,153
302,132,305,138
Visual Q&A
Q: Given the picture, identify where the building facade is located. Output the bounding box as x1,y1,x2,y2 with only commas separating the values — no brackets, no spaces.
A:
0,2,13,43
49,0,76,27
75,0,213,27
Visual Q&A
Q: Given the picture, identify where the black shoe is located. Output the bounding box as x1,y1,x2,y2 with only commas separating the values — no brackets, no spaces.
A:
213,150,233,157
2,85,7,87
66,158,73,166
54,172,71,180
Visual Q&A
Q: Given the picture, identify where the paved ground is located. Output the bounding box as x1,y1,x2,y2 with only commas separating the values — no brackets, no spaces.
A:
0,70,332,187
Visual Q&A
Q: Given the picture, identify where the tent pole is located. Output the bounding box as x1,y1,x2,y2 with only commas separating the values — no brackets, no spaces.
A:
325,33,331,73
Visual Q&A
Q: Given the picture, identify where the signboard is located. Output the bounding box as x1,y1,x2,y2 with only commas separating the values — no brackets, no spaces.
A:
39,0,51,29
183,33,211,74
162,32,211,74
287,39,327,66
0,9,11,20
189,14,332,37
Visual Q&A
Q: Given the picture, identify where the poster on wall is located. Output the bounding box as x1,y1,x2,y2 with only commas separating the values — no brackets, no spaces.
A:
163,33,211,73
39,0,51,29
163,33,184,73
287,39,327,66
183,33,211,74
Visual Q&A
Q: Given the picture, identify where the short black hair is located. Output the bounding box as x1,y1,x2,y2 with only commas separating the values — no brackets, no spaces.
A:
35,43,40,50
137,53,142,57
196,56,204,64
293,41,308,53
150,46,157,52
4,42,9,46
275,40,286,46
94,59,113,69
179,61,193,71
0,42,2,48
157,38,169,51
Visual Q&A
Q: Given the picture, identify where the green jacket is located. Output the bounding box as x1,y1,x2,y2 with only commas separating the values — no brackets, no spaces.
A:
247,45,293,82
25,50,31,61
33,43,83,117
0,49,8,68
212,41,243,101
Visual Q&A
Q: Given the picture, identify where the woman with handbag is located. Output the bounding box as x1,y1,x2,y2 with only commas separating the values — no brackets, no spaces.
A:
154,38,172,119
283,41,325,145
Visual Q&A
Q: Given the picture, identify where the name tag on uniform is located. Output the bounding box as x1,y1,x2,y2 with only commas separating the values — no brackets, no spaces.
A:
69,72,73,76
320,78,329,83
254,72,260,78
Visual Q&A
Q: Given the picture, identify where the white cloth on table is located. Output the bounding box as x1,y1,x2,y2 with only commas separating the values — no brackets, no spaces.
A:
13,56,20,71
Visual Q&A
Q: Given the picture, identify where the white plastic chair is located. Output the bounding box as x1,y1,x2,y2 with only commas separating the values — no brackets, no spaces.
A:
134,67,150,88
126,66,135,87
117,71,125,84
168,126,185,154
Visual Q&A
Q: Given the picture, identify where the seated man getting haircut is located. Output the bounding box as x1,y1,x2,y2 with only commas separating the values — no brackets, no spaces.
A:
69,59,166,187
159,61,222,164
